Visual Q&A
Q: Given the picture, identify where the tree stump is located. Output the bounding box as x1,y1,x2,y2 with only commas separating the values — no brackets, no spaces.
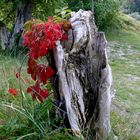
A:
52,10,112,140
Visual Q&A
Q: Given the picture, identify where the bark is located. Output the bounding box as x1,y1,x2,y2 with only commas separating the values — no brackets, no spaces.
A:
52,10,112,140
0,22,9,50
9,0,32,48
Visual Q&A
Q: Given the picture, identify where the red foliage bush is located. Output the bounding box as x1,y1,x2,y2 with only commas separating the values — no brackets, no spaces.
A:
23,17,68,102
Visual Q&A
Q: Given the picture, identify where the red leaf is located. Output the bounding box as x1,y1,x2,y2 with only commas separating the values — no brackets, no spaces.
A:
27,83,48,102
36,65,54,84
16,73,19,79
27,58,37,81
8,88,18,96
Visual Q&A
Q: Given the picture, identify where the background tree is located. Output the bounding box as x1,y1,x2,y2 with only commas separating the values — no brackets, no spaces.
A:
0,0,64,49
122,0,140,13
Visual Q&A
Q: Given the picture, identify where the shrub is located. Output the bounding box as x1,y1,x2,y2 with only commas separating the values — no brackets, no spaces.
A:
94,0,119,30
66,0,120,30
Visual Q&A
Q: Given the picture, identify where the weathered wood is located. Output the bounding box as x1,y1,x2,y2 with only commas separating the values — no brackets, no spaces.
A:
53,10,112,140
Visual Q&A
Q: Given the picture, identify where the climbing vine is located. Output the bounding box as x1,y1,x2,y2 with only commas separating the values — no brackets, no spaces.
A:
23,17,69,102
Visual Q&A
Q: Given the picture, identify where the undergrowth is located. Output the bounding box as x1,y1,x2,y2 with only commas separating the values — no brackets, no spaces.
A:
0,53,79,140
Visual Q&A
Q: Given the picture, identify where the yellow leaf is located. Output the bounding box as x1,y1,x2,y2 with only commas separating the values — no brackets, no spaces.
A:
24,20,33,33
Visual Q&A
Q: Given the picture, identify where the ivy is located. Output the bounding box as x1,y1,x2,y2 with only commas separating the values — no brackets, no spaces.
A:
23,17,69,102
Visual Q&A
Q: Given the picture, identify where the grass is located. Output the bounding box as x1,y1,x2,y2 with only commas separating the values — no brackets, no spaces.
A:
106,13,140,51
105,14,140,139
0,53,79,140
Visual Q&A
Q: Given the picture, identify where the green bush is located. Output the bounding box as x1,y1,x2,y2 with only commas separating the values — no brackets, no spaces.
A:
94,0,119,30
66,0,120,30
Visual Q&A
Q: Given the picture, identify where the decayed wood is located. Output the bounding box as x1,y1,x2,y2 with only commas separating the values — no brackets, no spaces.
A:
53,10,112,140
